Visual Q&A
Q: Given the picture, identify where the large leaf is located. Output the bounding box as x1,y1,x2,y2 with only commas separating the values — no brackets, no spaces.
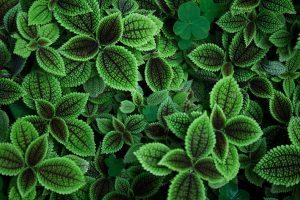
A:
54,0,91,16
167,172,205,200
210,76,243,118
165,112,190,139
256,10,284,33
269,91,292,123
36,157,85,194
134,142,172,176
132,172,163,198
261,0,296,14
288,117,300,146
185,113,215,160
101,131,124,154
28,0,52,25
269,30,291,48
255,145,300,186
25,135,48,167
16,12,38,40
159,148,192,172
145,57,173,92
216,11,247,33
0,143,24,176
59,35,99,61
96,45,138,91
0,78,24,105
17,168,37,196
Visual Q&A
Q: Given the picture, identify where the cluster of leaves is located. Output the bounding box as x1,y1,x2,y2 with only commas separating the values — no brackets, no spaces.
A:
0,0,300,200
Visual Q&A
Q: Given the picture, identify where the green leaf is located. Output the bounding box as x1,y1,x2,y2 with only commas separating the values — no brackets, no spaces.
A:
231,0,260,13
97,12,123,46
22,115,49,135
243,21,256,46
249,76,273,98
213,130,229,163
0,143,24,176
0,40,11,65
54,0,91,16
125,114,147,134
157,97,176,125
120,100,135,114
28,0,52,25
0,110,9,142
210,104,226,130
145,57,173,92
114,177,130,194
194,157,224,182
159,148,192,172
225,115,263,146
121,13,157,47
210,76,243,118
157,35,177,58
101,131,124,154
261,61,287,76
283,79,295,98
244,100,263,124
261,0,296,14
59,35,99,61
216,12,247,33
38,23,60,44
113,0,139,15
134,142,172,176
16,12,38,40
25,135,48,167
256,10,284,33
89,178,114,199
185,113,215,160
269,30,291,48
36,157,85,194
55,92,88,118
49,117,69,144
269,91,292,123
8,185,36,200
17,168,37,197
288,117,300,146
0,78,24,105
0,0,18,22
35,99,55,119
105,154,125,177
229,33,266,67
96,45,138,91
132,172,162,198
144,122,166,140
167,172,205,200
65,119,96,157
165,112,190,139
255,145,300,186
13,38,31,58
147,90,169,105
188,43,225,72
103,192,129,200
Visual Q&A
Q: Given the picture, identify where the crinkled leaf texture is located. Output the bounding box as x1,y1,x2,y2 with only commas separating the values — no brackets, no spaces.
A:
36,157,85,194
165,112,190,139
17,168,37,196
54,0,91,16
249,76,274,98
101,131,124,154
194,157,224,182
217,11,247,33
25,135,48,167
0,143,24,176
0,78,24,105
159,148,192,172
28,0,52,25
288,117,300,146
35,99,55,120
269,91,292,124
132,172,163,198
255,145,300,186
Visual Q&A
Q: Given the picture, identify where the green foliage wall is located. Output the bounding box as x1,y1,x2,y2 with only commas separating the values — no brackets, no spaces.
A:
0,0,300,199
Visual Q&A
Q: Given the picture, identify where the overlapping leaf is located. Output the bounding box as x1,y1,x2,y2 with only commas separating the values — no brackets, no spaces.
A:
0,78,24,105
54,0,91,16
159,149,192,172
217,12,247,33
0,143,24,176
165,112,190,139
269,91,292,123
28,0,52,25
25,135,48,167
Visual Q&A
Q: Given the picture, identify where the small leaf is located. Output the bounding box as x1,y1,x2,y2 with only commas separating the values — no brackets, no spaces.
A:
96,45,138,91
59,35,99,61
157,35,177,58
55,93,89,118
210,76,243,118
22,115,49,135
256,10,284,33
288,117,300,146
147,90,169,105
101,131,124,154
210,104,226,130
244,100,263,124
231,0,260,12
28,0,52,25
120,100,135,114
269,91,292,123
13,38,31,58
38,23,60,44
49,117,69,144
54,0,91,16
269,30,291,48
134,142,172,176
97,12,123,46
36,157,85,194
188,43,225,72
261,0,296,14
283,79,295,98
249,76,274,98
114,177,130,194
16,12,38,40
243,21,256,46
113,0,139,15
167,172,205,200
159,149,192,172
0,143,24,176
0,78,24,105
17,168,37,196
194,157,224,182
213,130,229,163
145,57,173,92
8,186,36,200
165,112,190,139
105,154,125,177
255,145,300,186
25,135,48,167
132,172,162,198
216,12,247,33
89,178,113,199
35,99,55,119
125,114,147,134
185,113,215,160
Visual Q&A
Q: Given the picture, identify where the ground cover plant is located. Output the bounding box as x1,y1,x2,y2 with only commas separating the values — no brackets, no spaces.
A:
0,0,300,199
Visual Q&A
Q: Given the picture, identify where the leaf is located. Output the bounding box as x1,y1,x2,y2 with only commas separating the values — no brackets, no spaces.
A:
224,115,263,146
229,33,266,67
96,45,138,91
211,104,226,130
28,0,52,25
120,100,135,114
114,177,130,194
59,35,99,61
0,40,11,65
36,157,85,194
49,117,69,144
167,172,205,200
113,0,139,15
249,76,274,98
0,110,9,142
54,0,91,16
105,154,125,177
147,90,169,105
261,0,296,14
261,61,287,76
36,47,65,76
35,99,55,119
89,177,114,199
124,114,147,134
97,12,123,46
16,12,38,40
194,157,224,182
8,186,36,200
216,12,247,33
243,21,256,46
144,122,166,140
254,145,300,186
0,78,24,105
188,43,225,72
210,76,243,118
159,148,192,172
256,10,284,33
22,115,49,135
157,35,177,58
132,172,162,198
25,135,48,167
165,112,190,139
283,79,295,98
101,131,124,154
231,0,260,12
288,117,300,146
269,30,291,48
157,97,176,125
17,168,37,197
0,143,24,176
213,130,229,163
0,0,18,22
145,57,173,92
55,92,88,119
38,23,60,44
103,192,129,200
65,119,96,157
269,91,292,123
121,13,157,47
185,113,215,160
244,100,263,124
134,142,172,176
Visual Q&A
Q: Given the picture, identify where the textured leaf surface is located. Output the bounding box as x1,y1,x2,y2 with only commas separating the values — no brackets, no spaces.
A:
55,0,91,16
269,91,292,123
231,0,260,12
261,0,295,14
0,143,24,176
249,76,273,98
0,40,11,65
213,130,229,162
35,99,55,119
256,10,284,33
25,135,48,167
269,30,291,48
165,112,190,139
0,78,24,105
96,45,138,91
17,168,37,196
125,114,147,134
211,104,226,130
194,157,223,182
159,149,192,171
101,131,123,154
217,12,247,33
16,12,38,40
28,0,52,25
55,93,88,118
288,117,300,146
132,172,163,198
50,117,69,144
